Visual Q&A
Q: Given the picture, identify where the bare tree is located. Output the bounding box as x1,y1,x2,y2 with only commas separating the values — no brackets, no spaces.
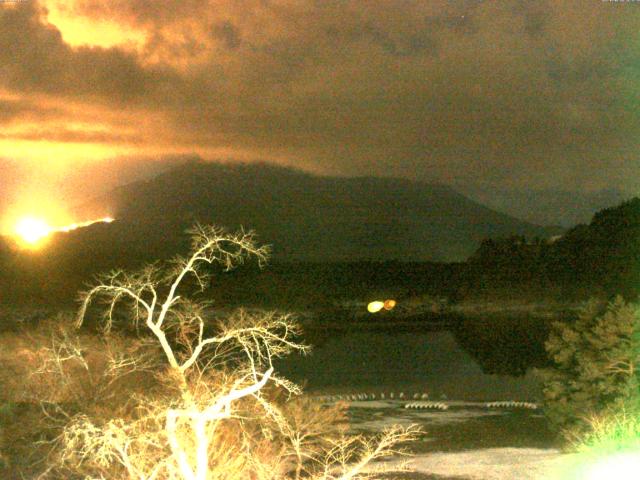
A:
39,224,419,480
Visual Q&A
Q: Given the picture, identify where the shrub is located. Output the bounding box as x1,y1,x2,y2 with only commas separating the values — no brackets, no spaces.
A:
0,316,168,478
576,409,640,455
539,296,640,443
1,224,418,479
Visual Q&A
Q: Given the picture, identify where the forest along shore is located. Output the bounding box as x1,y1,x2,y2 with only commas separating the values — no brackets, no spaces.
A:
296,299,580,334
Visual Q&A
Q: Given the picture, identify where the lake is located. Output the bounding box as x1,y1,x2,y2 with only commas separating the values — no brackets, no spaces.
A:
276,320,570,479
277,328,544,402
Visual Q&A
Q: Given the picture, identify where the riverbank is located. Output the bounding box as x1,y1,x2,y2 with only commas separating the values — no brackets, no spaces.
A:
327,397,578,480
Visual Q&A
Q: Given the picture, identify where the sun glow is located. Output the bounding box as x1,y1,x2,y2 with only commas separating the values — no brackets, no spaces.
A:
14,217,52,246
56,217,115,233
43,1,147,50
13,216,115,249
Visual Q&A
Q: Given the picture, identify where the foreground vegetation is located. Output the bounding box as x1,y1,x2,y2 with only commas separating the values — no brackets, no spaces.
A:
539,297,640,456
0,225,417,479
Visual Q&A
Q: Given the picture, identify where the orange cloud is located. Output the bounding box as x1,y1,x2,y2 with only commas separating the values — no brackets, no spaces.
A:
0,0,639,195
43,0,147,50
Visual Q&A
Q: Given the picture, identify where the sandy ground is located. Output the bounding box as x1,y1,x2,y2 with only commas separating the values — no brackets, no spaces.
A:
380,447,640,480
396,448,579,479
338,398,601,480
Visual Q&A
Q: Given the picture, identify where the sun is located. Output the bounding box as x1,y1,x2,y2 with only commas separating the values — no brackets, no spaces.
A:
14,217,53,247
11,215,116,249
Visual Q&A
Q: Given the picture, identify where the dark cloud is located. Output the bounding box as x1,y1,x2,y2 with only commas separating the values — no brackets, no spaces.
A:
1,0,639,195
0,99,26,122
211,21,241,50
0,96,60,123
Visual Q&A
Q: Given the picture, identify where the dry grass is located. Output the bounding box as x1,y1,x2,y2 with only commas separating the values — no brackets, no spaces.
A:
1,322,418,480
1,224,419,480
572,409,640,455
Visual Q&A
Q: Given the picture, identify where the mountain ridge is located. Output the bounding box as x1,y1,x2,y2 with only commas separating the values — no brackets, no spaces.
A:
73,161,560,263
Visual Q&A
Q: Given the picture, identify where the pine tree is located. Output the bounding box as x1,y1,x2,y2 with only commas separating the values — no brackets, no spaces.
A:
540,296,640,440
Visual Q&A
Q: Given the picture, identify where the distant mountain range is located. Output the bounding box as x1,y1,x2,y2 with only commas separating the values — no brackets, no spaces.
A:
456,185,634,228
70,161,561,264
467,196,640,299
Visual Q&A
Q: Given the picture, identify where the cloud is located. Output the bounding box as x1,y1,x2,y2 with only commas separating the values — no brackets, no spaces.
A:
0,127,143,144
1,0,640,194
0,2,172,105
212,20,242,50
0,96,59,123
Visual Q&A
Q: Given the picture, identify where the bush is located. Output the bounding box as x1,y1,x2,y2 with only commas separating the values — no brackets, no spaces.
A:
1,225,418,479
576,409,640,455
539,296,640,443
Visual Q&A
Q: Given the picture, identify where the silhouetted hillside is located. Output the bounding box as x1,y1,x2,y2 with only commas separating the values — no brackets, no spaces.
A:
468,197,640,299
550,197,640,298
458,185,632,228
0,162,565,305
74,161,557,263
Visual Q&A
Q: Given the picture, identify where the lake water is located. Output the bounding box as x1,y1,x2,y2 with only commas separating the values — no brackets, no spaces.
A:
277,329,543,402
277,327,567,479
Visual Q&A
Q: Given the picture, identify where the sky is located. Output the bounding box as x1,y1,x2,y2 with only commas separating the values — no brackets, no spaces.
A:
1,0,640,228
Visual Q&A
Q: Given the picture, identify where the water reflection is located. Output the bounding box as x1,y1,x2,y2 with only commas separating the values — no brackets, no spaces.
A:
276,317,549,401
452,315,552,376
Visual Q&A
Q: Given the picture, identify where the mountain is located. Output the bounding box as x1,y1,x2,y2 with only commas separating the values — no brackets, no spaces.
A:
466,196,640,300
70,161,559,264
549,197,640,298
456,185,633,228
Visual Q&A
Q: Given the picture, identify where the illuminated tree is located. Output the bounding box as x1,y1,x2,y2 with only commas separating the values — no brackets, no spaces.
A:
540,296,640,442
34,224,418,480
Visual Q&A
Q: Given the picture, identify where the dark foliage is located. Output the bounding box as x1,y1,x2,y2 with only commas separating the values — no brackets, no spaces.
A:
467,197,640,300
538,297,640,440
453,314,553,376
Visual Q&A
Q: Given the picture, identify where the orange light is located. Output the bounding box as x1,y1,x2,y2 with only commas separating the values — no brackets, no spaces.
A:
56,217,115,232
12,216,115,249
383,299,397,311
14,217,52,247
